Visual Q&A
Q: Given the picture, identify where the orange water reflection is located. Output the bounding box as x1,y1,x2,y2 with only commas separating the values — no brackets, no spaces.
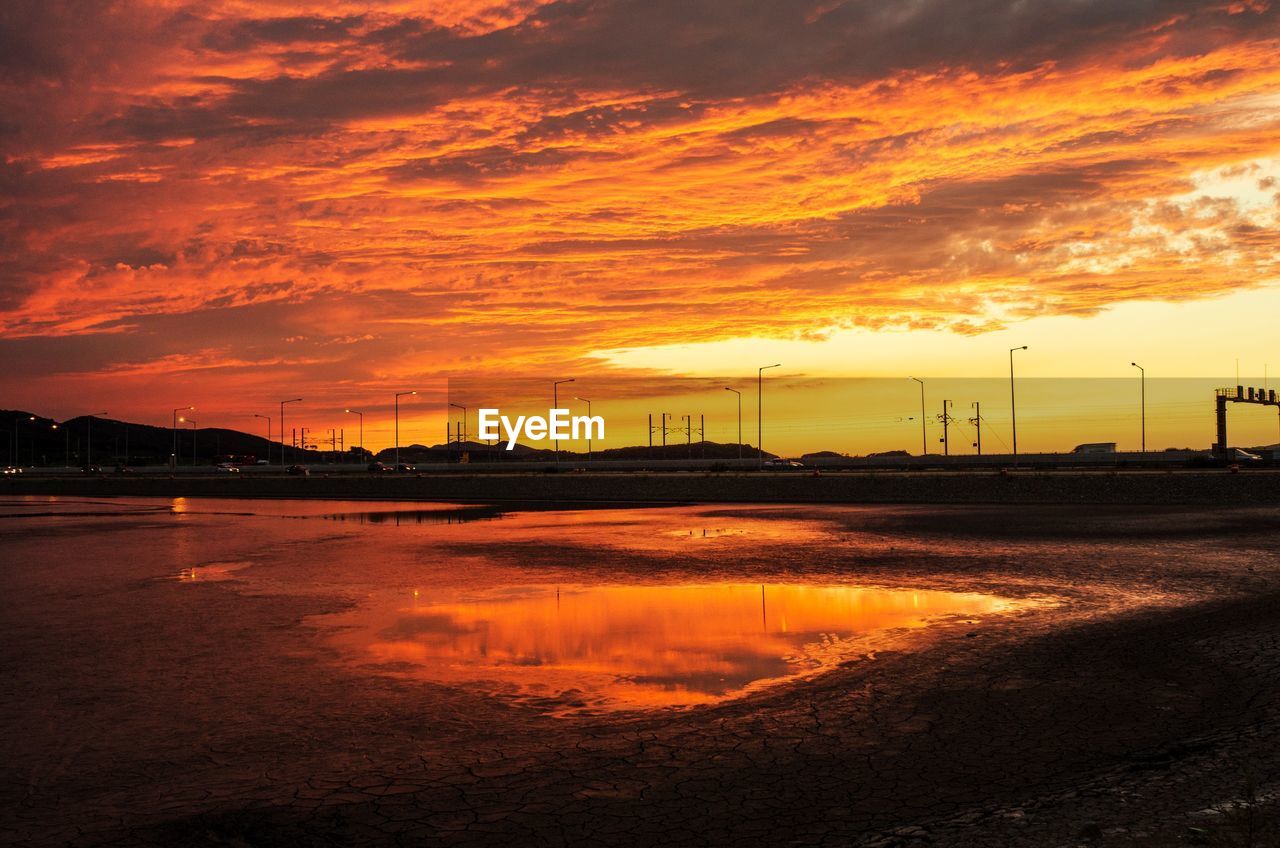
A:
330,583,1012,710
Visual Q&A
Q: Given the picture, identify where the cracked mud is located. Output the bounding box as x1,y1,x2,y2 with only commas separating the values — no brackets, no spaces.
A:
2,498,1278,846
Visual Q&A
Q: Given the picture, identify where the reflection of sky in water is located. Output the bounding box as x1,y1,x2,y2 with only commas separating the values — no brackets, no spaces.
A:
328,583,1013,710
4,497,1039,710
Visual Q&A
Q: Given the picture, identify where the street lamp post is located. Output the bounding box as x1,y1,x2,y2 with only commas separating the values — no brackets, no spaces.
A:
909,377,926,456
724,387,742,460
253,414,272,464
757,364,781,467
85,413,107,468
1010,346,1028,462
344,409,362,463
53,423,68,467
172,406,193,470
553,379,574,464
394,391,417,468
279,398,302,467
574,397,592,461
1131,362,1145,452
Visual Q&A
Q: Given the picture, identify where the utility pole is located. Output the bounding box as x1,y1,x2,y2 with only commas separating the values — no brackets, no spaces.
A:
662,413,670,449
682,414,692,458
970,402,982,455
648,413,653,450
449,402,468,463
939,400,953,456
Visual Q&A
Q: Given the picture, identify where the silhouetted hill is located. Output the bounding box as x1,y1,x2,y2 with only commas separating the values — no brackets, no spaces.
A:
0,409,363,466
376,440,772,464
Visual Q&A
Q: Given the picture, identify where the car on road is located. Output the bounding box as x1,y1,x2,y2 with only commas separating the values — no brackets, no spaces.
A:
81,465,102,474
395,463,416,473
1,466,21,475
762,459,805,469
1226,448,1263,462
367,461,390,473
215,463,241,473
286,464,310,476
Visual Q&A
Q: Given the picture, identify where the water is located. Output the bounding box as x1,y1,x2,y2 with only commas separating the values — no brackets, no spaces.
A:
325,581,1005,710
0,497,1022,713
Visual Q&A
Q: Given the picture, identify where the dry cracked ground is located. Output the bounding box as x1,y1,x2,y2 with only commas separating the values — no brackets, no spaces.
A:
1,498,1279,847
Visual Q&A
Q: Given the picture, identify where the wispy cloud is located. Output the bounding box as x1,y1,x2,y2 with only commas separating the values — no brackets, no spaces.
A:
1,0,1277,416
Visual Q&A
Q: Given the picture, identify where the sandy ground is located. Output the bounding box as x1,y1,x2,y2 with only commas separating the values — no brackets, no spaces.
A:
1,499,1279,847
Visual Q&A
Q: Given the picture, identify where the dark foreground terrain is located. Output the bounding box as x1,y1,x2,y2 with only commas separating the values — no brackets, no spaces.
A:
7,467,1280,506
1,499,1279,847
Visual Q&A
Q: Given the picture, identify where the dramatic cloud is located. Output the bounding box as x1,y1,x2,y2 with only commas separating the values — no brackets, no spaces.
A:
1,0,1278,424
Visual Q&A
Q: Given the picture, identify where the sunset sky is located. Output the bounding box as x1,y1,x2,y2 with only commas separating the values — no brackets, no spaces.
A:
2,0,1278,450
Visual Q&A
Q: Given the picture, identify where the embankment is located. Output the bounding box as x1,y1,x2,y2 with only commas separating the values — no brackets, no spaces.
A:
6,470,1280,505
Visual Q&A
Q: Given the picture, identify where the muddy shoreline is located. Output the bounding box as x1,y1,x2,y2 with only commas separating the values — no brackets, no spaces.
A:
2,502,1278,847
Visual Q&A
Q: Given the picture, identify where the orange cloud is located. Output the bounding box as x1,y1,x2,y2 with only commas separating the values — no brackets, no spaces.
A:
1,0,1278,427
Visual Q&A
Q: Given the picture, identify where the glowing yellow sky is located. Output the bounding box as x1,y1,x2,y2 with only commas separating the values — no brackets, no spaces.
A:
1,0,1278,448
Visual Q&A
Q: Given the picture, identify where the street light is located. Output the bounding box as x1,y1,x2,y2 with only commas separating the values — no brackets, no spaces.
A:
553,379,574,464
253,414,272,464
909,377,926,456
1010,346,1028,461
172,406,194,470
53,422,68,468
1131,362,1145,452
344,409,362,463
279,398,302,467
394,391,417,468
757,364,780,467
574,397,592,462
724,387,742,460
84,413,107,468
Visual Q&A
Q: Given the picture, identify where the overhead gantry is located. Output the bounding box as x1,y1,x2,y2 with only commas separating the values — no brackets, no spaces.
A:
1214,386,1280,455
